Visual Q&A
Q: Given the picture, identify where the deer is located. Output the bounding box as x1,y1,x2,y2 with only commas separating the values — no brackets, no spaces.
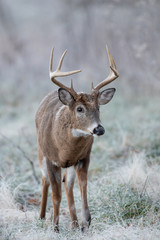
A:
35,45,119,232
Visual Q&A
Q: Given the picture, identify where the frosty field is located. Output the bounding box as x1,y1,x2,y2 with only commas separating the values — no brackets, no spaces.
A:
0,95,160,240
1,0,160,239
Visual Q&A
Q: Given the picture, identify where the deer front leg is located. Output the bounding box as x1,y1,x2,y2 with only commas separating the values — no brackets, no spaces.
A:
76,158,91,232
40,176,49,219
64,166,79,229
38,150,50,219
46,159,61,232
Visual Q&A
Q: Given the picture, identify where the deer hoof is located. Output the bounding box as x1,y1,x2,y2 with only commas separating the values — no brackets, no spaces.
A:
54,225,59,233
71,220,79,229
81,216,91,233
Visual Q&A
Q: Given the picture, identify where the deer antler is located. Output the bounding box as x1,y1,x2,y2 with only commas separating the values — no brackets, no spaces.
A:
92,45,119,92
49,48,81,98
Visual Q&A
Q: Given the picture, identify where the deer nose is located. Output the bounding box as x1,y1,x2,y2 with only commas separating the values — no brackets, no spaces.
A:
93,124,105,136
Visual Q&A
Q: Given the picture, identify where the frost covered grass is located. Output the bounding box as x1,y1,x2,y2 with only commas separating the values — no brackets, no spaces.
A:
0,95,160,239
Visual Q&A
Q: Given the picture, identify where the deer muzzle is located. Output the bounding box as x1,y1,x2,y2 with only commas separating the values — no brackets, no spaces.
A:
93,124,105,136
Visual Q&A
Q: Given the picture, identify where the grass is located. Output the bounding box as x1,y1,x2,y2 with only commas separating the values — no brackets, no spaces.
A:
0,95,160,239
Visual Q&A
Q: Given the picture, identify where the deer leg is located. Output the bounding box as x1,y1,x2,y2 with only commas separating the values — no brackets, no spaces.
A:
64,166,79,229
40,176,49,219
38,148,50,219
75,158,91,232
46,159,61,232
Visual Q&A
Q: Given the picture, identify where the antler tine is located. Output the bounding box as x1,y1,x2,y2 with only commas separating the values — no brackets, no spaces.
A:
49,47,81,97
91,82,94,91
57,49,67,71
70,79,73,90
49,47,54,73
106,45,118,76
93,44,119,92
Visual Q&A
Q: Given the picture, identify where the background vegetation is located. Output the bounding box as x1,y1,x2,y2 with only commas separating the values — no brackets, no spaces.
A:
0,0,160,239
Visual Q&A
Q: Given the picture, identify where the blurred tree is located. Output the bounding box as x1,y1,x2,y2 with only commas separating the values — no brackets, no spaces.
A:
0,0,23,63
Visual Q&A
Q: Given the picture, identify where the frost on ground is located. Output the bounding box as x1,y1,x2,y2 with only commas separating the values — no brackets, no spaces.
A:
1,152,160,240
0,96,160,240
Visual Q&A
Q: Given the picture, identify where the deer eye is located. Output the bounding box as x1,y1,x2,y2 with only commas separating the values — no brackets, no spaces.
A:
77,106,84,112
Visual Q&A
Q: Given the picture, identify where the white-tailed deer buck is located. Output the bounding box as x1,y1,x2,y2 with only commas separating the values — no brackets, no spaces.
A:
35,45,119,232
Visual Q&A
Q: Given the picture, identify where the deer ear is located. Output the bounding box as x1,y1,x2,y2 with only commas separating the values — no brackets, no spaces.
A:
58,88,75,106
98,88,116,105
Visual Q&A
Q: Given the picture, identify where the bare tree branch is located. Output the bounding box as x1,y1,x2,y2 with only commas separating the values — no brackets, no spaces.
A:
0,133,40,184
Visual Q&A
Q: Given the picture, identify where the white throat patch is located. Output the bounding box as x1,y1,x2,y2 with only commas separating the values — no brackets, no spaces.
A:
72,128,91,138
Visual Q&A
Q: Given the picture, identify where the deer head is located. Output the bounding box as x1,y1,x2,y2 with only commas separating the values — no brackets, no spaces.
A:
49,45,119,137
